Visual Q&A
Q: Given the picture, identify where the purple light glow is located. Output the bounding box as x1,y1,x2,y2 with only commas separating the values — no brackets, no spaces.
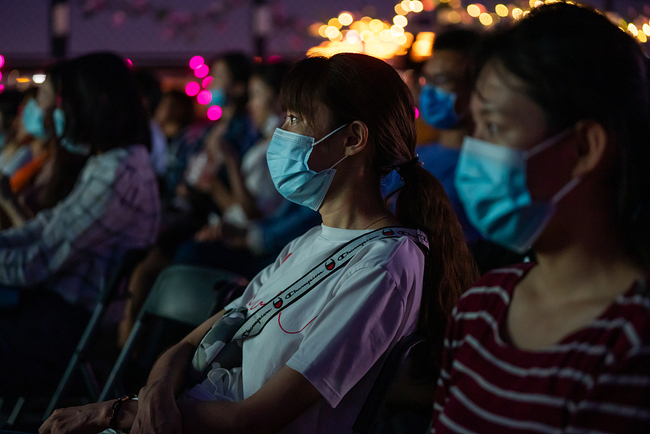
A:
207,105,223,121
189,55,204,70
197,90,212,105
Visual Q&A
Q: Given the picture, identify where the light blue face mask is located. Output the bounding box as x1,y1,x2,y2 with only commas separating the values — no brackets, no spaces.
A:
267,124,348,211
419,84,459,130
210,88,227,107
21,99,47,139
455,129,580,253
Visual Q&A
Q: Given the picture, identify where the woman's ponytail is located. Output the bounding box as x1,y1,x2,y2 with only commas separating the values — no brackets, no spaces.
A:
395,162,479,376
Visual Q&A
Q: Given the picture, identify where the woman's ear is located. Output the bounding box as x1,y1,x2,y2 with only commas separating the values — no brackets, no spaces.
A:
343,120,369,156
571,120,609,178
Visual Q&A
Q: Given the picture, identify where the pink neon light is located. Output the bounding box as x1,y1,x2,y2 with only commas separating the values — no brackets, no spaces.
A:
202,76,214,89
197,90,212,105
125,59,133,68
185,82,200,96
414,107,419,119
189,55,204,70
194,64,209,78
207,105,223,121
0,55,4,68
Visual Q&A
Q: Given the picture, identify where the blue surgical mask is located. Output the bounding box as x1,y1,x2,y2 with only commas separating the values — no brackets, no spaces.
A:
419,84,459,129
455,129,580,253
53,107,65,138
210,88,227,107
21,98,47,139
267,124,348,211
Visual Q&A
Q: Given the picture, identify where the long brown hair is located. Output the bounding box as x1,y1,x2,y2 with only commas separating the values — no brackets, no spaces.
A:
280,53,479,375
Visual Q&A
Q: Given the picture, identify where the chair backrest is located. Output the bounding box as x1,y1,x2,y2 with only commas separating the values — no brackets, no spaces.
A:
98,264,246,401
43,247,150,419
353,331,427,434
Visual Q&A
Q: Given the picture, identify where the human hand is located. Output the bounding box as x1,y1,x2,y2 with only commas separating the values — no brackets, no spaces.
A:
195,222,223,242
130,381,183,434
39,402,110,434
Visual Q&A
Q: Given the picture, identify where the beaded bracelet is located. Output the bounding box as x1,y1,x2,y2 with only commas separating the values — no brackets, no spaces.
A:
108,394,138,430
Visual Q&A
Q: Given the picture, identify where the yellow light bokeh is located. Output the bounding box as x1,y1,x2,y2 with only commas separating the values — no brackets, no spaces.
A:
401,0,412,12
467,4,481,17
391,25,405,36
328,17,342,29
346,29,360,43
529,0,536,7
369,19,384,33
512,8,524,19
318,24,328,38
479,12,493,25
495,4,509,17
339,12,353,26
394,15,408,27
638,32,647,43
628,23,639,36
395,3,408,15
447,10,462,23
325,26,340,39
411,1,424,12
394,34,407,45
643,23,650,36
380,29,393,41
534,0,544,6
361,29,375,42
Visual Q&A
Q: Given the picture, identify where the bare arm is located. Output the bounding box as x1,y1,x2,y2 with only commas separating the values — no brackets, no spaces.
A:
178,365,322,434
40,309,226,434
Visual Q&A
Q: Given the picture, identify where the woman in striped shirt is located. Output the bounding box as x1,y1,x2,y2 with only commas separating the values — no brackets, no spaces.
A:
434,3,650,433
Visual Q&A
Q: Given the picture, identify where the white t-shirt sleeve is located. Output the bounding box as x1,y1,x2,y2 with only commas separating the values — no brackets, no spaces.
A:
286,239,423,408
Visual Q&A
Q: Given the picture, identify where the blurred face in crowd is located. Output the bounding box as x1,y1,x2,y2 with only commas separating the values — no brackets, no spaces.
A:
422,49,472,118
247,75,276,130
210,59,234,92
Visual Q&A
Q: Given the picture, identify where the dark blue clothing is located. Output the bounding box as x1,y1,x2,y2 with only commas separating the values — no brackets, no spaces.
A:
382,142,481,244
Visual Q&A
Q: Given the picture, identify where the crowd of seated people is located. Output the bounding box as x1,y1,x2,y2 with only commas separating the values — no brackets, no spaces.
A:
0,3,648,433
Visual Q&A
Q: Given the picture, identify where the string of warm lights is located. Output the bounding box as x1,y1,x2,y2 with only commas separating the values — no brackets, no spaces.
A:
306,0,649,61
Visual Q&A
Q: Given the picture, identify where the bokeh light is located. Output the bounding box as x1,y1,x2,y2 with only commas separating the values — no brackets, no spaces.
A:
369,19,384,33
644,23,650,36
326,26,340,39
512,8,524,19
410,1,424,12
33,73,46,83
414,107,419,119
328,17,342,29
339,12,353,26
467,4,481,17
0,55,4,68
479,13,493,25
447,10,462,23
125,59,133,68
189,55,204,70
495,4,509,17
628,23,639,35
394,15,408,27
0,85,4,93
197,90,212,105
185,82,200,96
194,64,209,78
202,76,214,89
207,105,223,121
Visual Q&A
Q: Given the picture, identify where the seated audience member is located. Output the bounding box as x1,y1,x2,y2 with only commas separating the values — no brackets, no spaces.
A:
116,61,318,346
0,52,160,396
133,69,168,178
0,64,91,229
434,3,650,432
0,89,22,151
41,52,477,434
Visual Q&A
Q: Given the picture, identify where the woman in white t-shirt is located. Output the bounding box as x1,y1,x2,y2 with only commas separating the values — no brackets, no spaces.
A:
41,53,477,434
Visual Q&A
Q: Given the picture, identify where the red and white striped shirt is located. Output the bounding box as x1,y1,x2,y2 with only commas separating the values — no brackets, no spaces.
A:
432,263,650,433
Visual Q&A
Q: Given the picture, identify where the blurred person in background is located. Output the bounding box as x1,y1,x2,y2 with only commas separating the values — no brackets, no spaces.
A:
0,89,22,151
0,52,160,398
117,61,321,347
0,62,90,229
133,69,168,180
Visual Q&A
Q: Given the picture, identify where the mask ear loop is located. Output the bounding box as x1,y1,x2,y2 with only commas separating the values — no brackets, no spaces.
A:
312,123,348,146
526,127,574,158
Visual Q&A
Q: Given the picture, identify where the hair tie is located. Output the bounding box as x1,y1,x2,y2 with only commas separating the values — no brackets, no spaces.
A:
394,156,421,179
